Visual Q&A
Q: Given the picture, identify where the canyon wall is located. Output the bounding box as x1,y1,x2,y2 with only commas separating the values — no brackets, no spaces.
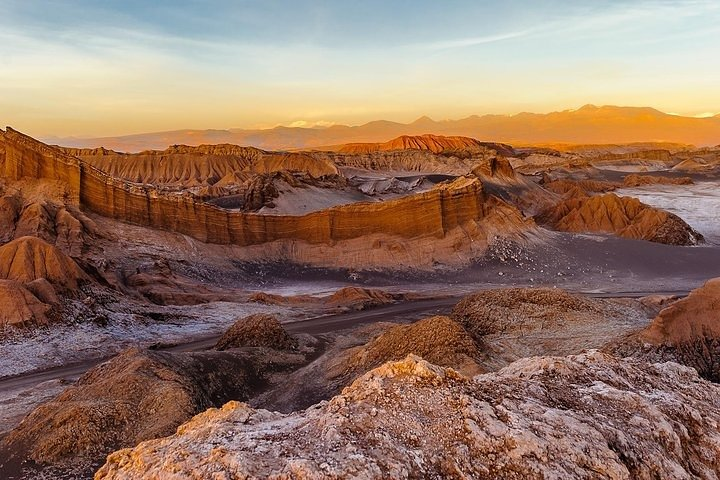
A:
2,128,507,248
1,128,81,204
79,168,491,246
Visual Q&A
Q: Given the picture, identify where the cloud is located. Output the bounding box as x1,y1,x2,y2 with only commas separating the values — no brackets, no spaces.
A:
286,120,336,128
420,30,534,51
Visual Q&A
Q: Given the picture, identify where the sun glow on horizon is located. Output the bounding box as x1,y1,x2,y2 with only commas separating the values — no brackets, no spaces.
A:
1,0,719,138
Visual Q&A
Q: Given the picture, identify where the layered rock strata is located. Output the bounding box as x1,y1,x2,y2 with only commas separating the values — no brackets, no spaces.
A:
3,128,529,252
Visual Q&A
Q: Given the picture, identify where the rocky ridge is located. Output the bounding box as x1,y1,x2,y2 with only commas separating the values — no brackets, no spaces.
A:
536,190,704,245
607,277,720,381
96,352,720,479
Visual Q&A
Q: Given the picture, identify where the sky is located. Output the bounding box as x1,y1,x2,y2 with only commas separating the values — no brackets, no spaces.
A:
1,0,719,137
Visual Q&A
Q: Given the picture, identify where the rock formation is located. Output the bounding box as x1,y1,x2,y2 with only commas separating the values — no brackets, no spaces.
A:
542,178,617,195
451,287,605,338
338,134,514,155
607,277,720,381
325,286,402,309
0,346,305,476
536,190,704,245
63,144,338,186
96,352,720,479
0,236,88,291
214,314,298,351
0,280,50,328
622,174,693,187
672,158,714,172
338,316,482,378
2,127,533,268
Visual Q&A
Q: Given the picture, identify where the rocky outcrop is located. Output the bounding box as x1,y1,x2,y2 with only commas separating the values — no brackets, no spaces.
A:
0,280,50,328
338,134,514,155
3,128,533,267
214,314,298,351
452,287,604,338
96,352,720,479
1,128,81,203
536,190,704,245
671,158,715,172
622,174,693,187
320,135,515,175
123,259,239,305
0,195,21,243
0,347,305,475
607,278,720,381
0,236,88,291
81,173,519,247
65,144,338,186
325,286,402,309
542,178,617,195
339,316,482,378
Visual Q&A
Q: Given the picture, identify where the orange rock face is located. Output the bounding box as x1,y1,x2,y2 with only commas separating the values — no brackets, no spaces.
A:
622,174,693,187
536,191,703,245
0,236,88,291
1,128,81,204
606,278,720,381
640,278,720,345
3,128,526,255
338,134,512,154
63,144,338,186
0,279,50,328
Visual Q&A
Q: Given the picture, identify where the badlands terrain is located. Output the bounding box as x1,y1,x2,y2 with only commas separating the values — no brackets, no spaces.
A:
1,124,720,479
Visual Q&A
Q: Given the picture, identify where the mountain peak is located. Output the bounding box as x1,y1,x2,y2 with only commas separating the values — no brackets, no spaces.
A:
411,115,435,125
577,104,599,111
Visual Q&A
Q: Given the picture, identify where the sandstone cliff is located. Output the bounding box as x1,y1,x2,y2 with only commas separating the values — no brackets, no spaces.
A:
3,128,531,262
96,352,720,479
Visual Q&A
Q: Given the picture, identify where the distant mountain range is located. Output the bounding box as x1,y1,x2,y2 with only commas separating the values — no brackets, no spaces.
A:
43,105,720,152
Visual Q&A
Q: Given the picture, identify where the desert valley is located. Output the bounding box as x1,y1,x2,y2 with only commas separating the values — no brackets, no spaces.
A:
3,1,720,478
1,112,720,478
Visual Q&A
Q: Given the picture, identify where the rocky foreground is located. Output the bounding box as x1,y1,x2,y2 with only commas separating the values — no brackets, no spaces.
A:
96,352,720,479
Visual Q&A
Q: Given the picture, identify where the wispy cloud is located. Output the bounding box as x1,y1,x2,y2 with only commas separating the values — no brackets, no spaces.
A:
420,29,535,51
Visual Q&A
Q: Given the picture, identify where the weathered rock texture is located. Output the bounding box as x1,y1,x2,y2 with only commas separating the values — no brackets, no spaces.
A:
64,144,339,185
214,314,298,351
0,346,304,474
622,174,693,187
325,286,402,309
96,352,720,479
1,128,81,203
338,134,514,155
0,280,50,328
452,287,604,338
1,127,534,265
607,277,720,381
542,178,617,195
537,191,704,245
339,316,482,378
0,236,88,291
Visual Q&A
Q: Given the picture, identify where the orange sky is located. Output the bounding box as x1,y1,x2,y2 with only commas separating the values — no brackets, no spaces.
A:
1,1,719,137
